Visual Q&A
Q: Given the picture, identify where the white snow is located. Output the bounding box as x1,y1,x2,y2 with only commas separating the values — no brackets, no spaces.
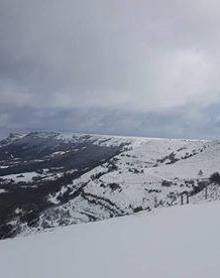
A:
49,151,66,157
2,132,220,238
1,202,220,278
30,135,220,230
2,172,39,182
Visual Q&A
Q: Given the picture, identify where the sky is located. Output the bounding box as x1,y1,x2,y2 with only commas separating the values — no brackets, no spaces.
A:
1,0,220,139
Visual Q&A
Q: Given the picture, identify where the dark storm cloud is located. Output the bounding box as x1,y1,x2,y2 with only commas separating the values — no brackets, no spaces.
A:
1,104,220,140
1,0,220,138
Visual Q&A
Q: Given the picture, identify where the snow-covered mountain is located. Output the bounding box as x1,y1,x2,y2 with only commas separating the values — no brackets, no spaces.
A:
0,131,220,239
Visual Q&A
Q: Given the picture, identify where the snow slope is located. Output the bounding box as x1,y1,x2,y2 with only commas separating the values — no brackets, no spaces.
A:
36,136,220,231
1,201,220,278
1,131,220,238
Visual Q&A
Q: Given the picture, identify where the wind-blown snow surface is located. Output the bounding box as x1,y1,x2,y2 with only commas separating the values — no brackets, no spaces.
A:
0,202,220,278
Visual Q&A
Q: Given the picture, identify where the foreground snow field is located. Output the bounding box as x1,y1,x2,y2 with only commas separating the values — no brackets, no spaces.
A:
1,201,220,278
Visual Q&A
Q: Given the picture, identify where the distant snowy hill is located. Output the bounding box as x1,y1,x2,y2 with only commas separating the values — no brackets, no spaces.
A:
0,131,220,239
1,202,220,278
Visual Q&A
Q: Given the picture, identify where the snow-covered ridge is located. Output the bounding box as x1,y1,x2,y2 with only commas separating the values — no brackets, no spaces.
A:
0,131,220,239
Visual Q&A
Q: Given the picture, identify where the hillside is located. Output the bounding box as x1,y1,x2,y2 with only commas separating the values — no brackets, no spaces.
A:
0,202,220,278
0,132,220,238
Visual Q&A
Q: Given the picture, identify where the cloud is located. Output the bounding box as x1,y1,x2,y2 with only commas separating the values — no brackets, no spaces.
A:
0,104,220,140
1,0,220,137
0,113,10,128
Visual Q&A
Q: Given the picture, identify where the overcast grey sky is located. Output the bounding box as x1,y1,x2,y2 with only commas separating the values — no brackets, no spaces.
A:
1,0,220,138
